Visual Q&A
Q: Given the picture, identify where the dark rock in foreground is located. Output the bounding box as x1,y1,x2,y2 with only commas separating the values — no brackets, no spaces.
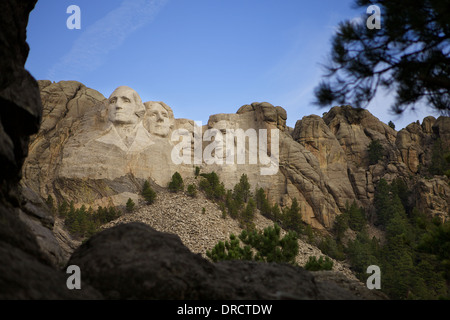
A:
68,222,386,300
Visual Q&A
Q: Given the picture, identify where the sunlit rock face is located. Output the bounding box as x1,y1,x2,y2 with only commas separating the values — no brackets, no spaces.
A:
24,82,195,208
22,82,450,229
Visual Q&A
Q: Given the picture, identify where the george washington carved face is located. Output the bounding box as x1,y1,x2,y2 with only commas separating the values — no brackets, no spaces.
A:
108,86,145,125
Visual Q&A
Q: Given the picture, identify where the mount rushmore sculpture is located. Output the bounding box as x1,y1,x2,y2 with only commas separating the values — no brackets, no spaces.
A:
22,81,450,230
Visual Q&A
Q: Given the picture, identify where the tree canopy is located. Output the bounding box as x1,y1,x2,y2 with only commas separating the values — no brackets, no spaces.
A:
314,0,450,115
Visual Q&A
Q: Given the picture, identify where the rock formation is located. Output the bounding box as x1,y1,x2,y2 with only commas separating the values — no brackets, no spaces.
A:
68,221,386,300
0,0,101,299
22,84,450,229
101,184,357,280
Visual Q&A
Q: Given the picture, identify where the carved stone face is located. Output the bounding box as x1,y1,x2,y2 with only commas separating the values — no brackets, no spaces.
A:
146,102,173,137
108,86,144,125
207,114,238,160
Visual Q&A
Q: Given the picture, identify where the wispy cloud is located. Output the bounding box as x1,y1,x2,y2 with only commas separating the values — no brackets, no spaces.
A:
48,0,169,80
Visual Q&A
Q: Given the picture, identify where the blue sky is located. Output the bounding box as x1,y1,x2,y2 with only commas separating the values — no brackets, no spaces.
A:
26,0,437,129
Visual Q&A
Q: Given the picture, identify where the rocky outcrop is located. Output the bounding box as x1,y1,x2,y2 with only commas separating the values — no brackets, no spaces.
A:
396,116,450,174
321,106,398,207
204,103,345,229
0,1,42,184
0,0,101,299
23,80,108,202
396,119,433,173
22,84,450,229
292,114,355,212
395,116,450,219
413,178,450,222
102,183,356,280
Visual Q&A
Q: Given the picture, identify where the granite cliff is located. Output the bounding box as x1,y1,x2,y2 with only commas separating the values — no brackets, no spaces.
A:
22,81,450,231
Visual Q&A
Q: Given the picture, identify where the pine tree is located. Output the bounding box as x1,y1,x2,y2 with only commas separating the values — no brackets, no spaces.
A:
368,140,384,165
65,201,76,229
313,0,450,115
232,184,244,209
418,220,450,281
207,224,299,265
86,219,98,238
206,234,253,262
282,198,303,234
385,196,411,242
346,201,366,232
304,256,333,271
70,219,81,237
239,224,299,264
318,236,346,261
107,206,121,221
390,178,409,212
241,197,256,228
126,198,135,213
199,171,225,200
333,210,349,242
271,203,281,222
381,238,414,299
58,200,69,218
413,258,447,299
430,138,449,176
96,206,107,224
168,172,184,192
346,229,380,277
374,178,391,227
142,181,156,204
77,205,89,237
255,187,273,219
234,174,251,203
187,184,197,197
255,188,266,210
45,195,57,215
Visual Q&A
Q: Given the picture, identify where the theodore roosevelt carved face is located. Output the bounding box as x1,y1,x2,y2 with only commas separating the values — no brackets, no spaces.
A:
145,101,174,137
108,86,145,125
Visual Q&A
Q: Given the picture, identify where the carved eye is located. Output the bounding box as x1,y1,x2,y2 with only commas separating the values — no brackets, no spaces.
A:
162,113,168,118
109,97,117,104
122,97,131,103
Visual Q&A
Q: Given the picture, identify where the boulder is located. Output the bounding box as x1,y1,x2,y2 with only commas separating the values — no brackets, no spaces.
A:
0,0,101,299
68,222,386,300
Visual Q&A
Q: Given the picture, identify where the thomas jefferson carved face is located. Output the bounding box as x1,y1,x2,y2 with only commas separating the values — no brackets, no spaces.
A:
145,101,174,137
108,86,145,125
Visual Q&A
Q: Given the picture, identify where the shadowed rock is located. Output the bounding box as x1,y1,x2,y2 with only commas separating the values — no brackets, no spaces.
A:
68,222,386,300
0,0,102,299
